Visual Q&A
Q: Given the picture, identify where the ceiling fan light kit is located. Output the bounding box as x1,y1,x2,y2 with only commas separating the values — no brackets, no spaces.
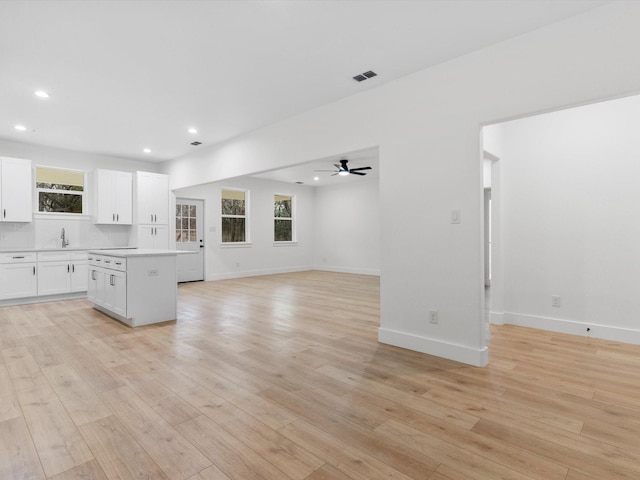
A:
315,159,373,177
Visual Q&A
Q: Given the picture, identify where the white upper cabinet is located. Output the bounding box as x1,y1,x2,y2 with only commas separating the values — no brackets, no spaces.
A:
0,157,33,222
92,169,132,224
134,171,169,225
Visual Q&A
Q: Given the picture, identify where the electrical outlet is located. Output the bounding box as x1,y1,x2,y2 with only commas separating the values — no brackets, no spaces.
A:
429,310,438,324
551,295,561,307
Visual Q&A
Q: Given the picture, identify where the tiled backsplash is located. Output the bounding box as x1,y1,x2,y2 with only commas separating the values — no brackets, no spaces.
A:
0,215,131,250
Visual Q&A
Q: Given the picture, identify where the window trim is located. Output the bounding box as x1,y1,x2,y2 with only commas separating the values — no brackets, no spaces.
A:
273,192,295,243
220,188,250,244
34,165,86,215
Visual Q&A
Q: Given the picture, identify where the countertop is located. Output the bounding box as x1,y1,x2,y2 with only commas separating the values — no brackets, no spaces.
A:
0,246,135,253
88,248,191,257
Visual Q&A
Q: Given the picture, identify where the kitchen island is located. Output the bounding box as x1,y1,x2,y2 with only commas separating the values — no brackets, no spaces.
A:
87,249,182,327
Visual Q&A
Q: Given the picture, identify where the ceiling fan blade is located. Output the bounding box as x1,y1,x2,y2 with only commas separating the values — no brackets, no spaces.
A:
333,164,342,169
349,166,372,171
331,172,339,176
350,171,367,176
314,169,338,172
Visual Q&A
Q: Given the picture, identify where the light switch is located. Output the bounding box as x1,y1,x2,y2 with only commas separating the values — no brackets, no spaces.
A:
451,210,461,224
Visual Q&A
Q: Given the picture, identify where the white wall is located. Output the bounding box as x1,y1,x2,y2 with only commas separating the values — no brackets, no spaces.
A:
493,94,640,343
0,139,160,249
162,3,640,366
174,177,315,280
313,177,380,276
0,138,159,173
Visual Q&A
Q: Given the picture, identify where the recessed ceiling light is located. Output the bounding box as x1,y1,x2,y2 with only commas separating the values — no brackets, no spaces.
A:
188,128,198,134
143,148,151,154
34,90,49,98
14,124,27,131
313,176,319,181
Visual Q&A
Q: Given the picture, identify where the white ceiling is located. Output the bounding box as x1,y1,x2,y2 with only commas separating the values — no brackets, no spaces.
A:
0,0,607,163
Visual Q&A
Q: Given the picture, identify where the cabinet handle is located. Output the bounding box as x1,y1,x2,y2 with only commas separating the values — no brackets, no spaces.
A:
154,214,157,222
3,209,5,218
67,264,70,273
112,213,115,222
72,264,75,273
12,256,25,259
91,270,96,280
117,213,119,222
33,266,35,275
110,274,114,286
151,214,154,222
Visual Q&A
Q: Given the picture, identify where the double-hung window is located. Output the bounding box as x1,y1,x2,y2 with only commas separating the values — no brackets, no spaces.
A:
36,167,85,214
221,189,248,243
274,194,294,242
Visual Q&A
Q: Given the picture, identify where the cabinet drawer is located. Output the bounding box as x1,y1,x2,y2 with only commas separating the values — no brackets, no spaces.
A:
89,255,104,267
0,252,37,264
101,256,126,271
37,251,71,262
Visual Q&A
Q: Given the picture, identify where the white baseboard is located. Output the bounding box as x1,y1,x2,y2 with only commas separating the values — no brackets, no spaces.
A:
206,265,380,281
489,311,505,325
0,291,87,307
503,312,640,344
378,327,488,367
206,266,313,281
313,265,380,276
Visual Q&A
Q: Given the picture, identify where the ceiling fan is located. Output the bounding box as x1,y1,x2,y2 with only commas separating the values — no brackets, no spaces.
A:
315,159,372,176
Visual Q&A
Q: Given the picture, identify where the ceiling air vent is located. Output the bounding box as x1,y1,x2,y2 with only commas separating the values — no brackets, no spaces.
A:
353,70,377,82
191,141,202,146
295,181,304,184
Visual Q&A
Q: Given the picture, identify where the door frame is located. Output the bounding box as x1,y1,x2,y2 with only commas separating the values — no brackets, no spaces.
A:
175,197,206,282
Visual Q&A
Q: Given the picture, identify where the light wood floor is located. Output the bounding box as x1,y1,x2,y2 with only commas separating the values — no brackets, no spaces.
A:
1,271,640,480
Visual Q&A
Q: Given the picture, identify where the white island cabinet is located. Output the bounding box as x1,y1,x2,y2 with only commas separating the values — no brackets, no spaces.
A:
87,249,182,327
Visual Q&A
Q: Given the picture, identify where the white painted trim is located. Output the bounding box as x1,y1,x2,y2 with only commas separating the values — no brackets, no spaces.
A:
378,327,488,367
33,213,91,221
313,265,380,276
489,311,505,325
0,291,86,307
206,265,313,281
503,312,640,344
219,242,252,248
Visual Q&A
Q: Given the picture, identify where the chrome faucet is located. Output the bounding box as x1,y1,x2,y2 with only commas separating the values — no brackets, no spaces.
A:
61,228,69,248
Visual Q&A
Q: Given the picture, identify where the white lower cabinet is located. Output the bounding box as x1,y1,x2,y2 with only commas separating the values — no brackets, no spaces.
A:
88,254,129,320
0,252,37,300
37,251,88,296
102,270,127,318
37,260,71,295
71,261,88,292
